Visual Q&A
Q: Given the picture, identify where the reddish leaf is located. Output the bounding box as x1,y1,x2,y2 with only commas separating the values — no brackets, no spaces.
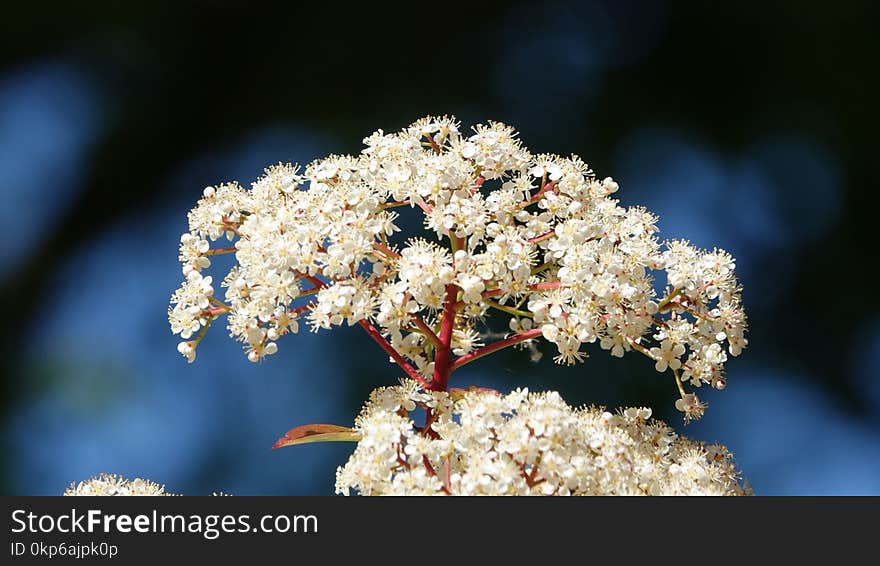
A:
272,424,360,449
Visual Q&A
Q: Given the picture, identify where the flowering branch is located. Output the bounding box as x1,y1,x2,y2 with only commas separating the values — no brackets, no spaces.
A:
451,328,543,370
357,319,430,389
167,115,752,496
170,115,748,422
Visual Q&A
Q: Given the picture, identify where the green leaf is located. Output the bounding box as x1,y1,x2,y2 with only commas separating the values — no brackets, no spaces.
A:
271,424,361,449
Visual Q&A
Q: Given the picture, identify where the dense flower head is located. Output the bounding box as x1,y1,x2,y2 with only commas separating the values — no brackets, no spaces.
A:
169,115,747,418
63,474,232,496
335,383,750,496
64,474,172,496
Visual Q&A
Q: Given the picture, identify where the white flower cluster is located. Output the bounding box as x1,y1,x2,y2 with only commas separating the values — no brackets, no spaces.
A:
169,116,747,417
64,474,172,496
63,474,232,496
335,384,750,496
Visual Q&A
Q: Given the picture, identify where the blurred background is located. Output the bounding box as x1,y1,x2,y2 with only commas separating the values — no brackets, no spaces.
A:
2,1,878,495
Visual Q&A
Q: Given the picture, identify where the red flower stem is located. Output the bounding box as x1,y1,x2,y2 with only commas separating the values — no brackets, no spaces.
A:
469,175,486,195
372,241,400,259
517,181,556,209
451,328,543,370
357,319,430,389
528,230,555,244
453,236,466,253
219,217,243,237
299,273,327,289
529,281,562,291
411,316,441,348
381,200,410,209
424,133,442,154
422,408,440,439
430,284,460,391
296,285,322,298
204,246,237,256
480,288,505,300
398,292,441,348
422,455,438,477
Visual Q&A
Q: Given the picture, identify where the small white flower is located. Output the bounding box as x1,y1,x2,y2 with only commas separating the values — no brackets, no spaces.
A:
649,339,686,372
675,393,707,423
177,341,196,363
